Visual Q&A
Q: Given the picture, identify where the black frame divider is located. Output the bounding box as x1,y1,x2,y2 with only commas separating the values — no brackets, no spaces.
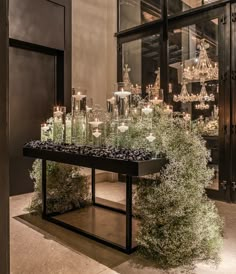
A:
0,0,9,273
116,0,236,203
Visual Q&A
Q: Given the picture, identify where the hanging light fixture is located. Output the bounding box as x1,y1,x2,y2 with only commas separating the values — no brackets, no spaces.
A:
182,39,218,82
173,81,197,103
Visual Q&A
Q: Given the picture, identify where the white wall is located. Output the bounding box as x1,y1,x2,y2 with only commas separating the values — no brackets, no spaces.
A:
72,0,117,108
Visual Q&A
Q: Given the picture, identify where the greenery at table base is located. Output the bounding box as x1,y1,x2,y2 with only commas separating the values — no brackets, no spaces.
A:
28,160,91,214
133,108,223,268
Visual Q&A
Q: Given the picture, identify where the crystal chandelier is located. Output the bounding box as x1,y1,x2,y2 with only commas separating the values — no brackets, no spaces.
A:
173,81,197,103
196,82,215,102
174,81,215,104
182,39,218,82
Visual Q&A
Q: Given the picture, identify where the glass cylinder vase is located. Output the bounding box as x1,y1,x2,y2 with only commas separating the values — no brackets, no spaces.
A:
53,106,66,143
72,87,87,115
114,82,131,118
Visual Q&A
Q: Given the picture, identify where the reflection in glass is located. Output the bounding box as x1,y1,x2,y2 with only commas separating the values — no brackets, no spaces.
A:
168,18,219,190
122,34,160,96
119,0,161,31
168,0,220,15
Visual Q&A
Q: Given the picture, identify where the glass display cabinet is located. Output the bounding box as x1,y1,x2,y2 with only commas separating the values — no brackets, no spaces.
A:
116,0,236,203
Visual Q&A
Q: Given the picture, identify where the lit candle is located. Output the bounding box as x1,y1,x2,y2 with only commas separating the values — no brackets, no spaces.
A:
93,128,101,138
53,106,63,117
164,105,173,115
114,88,131,98
41,123,49,131
89,118,103,128
184,113,191,121
118,122,129,133
72,91,87,101
149,97,163,105
142,105,153,115
146,133,156,143
86,105,92,112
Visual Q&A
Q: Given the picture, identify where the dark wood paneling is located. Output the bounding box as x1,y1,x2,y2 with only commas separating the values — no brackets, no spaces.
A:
9,47,55,195
0,0,9,272
9,0,65,50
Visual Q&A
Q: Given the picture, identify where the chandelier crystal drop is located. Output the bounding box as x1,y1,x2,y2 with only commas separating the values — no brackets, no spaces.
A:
182,39,218,82
195,101,210,110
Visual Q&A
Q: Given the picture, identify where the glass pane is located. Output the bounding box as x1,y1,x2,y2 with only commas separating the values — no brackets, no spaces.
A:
168,0,220,15
120,0,161,31
122,34,160,95
168,18,219,190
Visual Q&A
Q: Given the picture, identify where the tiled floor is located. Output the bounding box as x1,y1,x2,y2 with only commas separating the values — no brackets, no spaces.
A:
11,182,236,274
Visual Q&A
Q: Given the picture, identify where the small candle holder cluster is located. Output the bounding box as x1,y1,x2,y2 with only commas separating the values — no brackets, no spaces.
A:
39,79,177,152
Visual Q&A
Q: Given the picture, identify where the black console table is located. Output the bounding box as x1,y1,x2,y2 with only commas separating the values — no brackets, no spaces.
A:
23,143,167,254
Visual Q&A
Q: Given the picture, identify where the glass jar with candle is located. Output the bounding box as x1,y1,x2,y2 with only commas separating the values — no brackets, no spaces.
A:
72,87,87,115
41,123,50,141
65,114,72,144
92,128,102,147
71,112,86,145
53,106,66,143
114,82,131,117
142,104,153,118
117,121,130,147
88,109,104,146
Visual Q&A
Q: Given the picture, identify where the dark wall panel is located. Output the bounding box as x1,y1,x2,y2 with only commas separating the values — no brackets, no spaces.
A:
9,47,55,195
9,0,65,50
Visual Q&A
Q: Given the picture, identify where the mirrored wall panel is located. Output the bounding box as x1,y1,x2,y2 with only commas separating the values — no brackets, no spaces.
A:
168,18,219,190
122,33,160,95
168,0,220,15
119,0,161,31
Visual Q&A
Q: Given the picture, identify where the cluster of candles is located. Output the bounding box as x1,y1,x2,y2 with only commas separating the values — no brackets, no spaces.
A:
41,84,175,146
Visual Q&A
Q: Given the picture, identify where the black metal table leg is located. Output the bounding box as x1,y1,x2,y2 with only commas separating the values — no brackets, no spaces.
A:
42,159,47,218
92,168,96,204
126,175,132,253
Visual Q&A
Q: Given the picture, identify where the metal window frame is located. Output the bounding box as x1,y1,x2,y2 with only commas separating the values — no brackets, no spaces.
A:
116,0,233,202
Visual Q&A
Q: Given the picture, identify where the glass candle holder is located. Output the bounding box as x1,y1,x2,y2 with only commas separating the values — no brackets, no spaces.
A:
65,114,72,144
142,105,153,117
114,82,131,117
41,123,50,141
72,87,87,115
71,113,86,145
107,96,116,113
92,128,102,147
149,89,164,106
53,106,66,143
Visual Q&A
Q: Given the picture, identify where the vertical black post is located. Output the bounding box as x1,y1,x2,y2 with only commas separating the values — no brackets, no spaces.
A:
42,160,47,218
56,52,64,106
0,0,9,273
126,175,132,252
92,168,96,204
160,0,169,103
